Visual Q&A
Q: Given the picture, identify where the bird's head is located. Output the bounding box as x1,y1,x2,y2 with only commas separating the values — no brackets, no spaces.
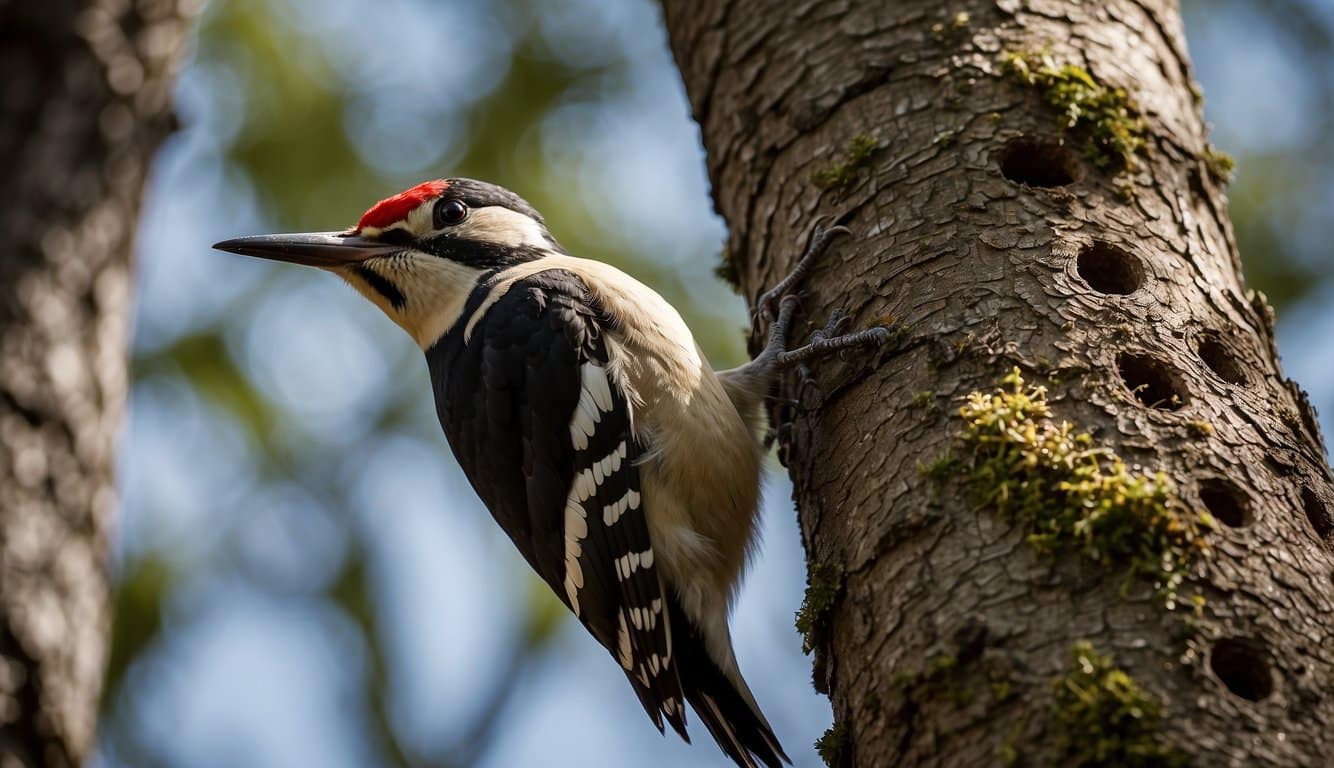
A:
214,178,559,347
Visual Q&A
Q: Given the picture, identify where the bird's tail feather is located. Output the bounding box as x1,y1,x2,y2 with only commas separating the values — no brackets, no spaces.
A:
668,599,790,768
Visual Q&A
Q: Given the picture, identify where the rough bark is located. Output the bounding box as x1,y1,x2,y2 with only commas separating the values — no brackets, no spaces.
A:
0,1,192,764
661,1,1334,766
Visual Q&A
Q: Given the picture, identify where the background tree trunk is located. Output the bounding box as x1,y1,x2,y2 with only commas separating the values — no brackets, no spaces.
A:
0,2,192,764
661,1,1334,765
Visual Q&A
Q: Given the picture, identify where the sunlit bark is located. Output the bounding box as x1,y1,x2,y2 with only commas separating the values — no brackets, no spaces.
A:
661,1,1334,764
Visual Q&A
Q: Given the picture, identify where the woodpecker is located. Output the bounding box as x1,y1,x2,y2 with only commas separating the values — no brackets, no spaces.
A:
215,179,885,768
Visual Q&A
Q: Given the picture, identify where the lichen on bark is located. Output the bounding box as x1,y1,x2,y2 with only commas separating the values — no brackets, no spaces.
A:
1000,50,1146,171
947,368,1213,607
1046,641,1187,768
808,134,879,189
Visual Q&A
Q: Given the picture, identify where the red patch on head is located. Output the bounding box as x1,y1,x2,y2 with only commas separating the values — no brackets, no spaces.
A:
356,180,450,232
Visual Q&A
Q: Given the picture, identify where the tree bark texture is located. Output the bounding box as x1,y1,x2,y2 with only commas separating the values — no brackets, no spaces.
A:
661,1,1334,766
0,1,192,764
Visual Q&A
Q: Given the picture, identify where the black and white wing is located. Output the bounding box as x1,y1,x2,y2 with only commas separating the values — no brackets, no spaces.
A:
426,268,687,735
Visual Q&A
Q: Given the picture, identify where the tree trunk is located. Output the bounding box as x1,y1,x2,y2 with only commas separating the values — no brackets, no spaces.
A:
661,1,1334,766
0,2,192,764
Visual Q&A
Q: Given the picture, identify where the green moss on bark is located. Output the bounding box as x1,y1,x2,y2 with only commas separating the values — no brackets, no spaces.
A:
948,368,1212,606
815,722,849,767
1203,144,1236,184
1001,51,1146,171
809,134,879,189
1049,642,1188,768
911,390,937,409
796,563,844,653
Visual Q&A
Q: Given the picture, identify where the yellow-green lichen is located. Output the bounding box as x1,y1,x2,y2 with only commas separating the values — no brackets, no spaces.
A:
810,134,879,189
796,563,844,653
911,390,936,409
1001,51,1146,171
1203,144,1235,185
931,11,971,41
953,332,976,356
1049,641,1188,768
815,722,849,767
951,368,1212,605
926,653,959,677
918,454,961,482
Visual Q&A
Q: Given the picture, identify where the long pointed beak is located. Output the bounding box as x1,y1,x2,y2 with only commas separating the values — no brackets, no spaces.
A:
212,231,397,268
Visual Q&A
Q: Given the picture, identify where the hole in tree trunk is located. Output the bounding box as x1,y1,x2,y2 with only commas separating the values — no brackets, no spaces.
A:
1198,336,1247,385
1076,242,1143,295
1302,486,1332,546
998,138,1084,187
1116,353,1188,410
1198,478,1252,528
1209,638,1274,701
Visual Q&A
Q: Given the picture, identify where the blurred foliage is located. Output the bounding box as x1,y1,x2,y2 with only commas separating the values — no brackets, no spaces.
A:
100,1,1334,766
135,332,276,441
206,1,379,223
102,556,174,712
1183,0,1334,310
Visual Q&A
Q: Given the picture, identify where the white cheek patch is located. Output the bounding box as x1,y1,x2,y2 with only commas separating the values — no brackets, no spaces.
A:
338,253,486,349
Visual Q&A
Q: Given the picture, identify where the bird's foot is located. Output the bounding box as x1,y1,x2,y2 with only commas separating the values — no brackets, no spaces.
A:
752,223,893,370
754,220,850,325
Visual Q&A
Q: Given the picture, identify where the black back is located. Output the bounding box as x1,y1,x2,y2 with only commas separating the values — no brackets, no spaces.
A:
425,268,687,736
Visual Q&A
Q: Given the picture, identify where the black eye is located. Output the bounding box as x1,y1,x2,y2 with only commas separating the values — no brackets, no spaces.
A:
434,199,469,228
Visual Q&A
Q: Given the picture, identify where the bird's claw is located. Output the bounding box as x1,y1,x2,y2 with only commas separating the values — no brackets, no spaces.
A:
815,308,850,341
753,222,853,325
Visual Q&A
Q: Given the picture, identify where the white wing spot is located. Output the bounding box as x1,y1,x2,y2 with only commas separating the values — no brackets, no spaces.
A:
569,364,614,449
583,362,614,411
571,441,626,503
615,548,654,581
573,467,596,502
602,488,640,526
628,605,657,631
563,499,587,615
